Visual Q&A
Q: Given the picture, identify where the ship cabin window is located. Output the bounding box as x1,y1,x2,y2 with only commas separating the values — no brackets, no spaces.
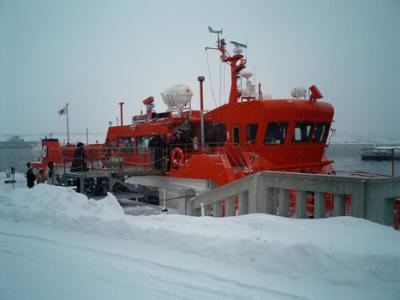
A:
233,127,240,145
246,124,258,144
118,137,134,153
137,136,149,153
264,122,288,144
313,122,330,143
205,122,227,146
293,122,313,144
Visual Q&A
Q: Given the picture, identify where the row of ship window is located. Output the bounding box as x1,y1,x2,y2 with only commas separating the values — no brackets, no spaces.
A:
110,121,330,151
232,122,330,145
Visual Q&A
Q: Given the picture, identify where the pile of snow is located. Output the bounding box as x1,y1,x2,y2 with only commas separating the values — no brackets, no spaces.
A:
1,173,400,299
0,184,123,232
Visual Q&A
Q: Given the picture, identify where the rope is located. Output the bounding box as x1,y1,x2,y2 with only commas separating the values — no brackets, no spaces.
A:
122,157,164,167
141,184,197,198
116,183,189,202
205,50,218,108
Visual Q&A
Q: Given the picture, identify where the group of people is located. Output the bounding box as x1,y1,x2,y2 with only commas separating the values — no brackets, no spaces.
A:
147,127,195,172
26,161,56,189
26,142,89,189
25,132,197,188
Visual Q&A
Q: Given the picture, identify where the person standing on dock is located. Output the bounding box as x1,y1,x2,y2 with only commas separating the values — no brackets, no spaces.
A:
36,169,45,184
26,162,36,189
71,142,88,172
47,161,56,184
70,143,88,193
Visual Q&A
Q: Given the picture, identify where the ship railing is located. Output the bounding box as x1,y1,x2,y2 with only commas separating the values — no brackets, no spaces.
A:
186,171,400,230
167,142,250,170
57,141,249,176
57,143,232,177
59,145,165,176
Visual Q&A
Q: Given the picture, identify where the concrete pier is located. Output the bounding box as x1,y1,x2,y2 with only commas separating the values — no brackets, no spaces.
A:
187,171,400,228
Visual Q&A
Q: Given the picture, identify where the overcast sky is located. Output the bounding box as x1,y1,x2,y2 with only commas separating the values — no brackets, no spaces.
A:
0,0,399,141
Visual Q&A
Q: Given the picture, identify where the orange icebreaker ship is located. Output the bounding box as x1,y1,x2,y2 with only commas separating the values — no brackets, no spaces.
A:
33,28,334,203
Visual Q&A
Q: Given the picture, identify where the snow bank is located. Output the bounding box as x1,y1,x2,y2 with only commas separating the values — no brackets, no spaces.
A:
0,173,123,233
0,184,123,231
1,174,400,299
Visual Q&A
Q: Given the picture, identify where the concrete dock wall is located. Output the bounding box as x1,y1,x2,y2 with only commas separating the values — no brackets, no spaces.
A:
187,171,400,227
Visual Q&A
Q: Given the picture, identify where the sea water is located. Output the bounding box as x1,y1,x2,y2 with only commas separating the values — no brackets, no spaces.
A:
327,143,399,177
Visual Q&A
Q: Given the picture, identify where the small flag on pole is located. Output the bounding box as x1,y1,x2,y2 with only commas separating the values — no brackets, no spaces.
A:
58,105,67,116
58,103,70,144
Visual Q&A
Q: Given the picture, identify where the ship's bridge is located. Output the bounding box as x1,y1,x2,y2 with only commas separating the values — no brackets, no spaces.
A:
203,98,334,173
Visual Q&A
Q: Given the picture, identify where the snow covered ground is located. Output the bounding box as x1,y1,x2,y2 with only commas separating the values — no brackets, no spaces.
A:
1,173,400,300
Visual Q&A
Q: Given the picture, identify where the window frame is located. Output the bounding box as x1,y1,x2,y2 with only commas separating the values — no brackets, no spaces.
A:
246,123,258,144
292,121,314,144
312,122,330,143
204,122,227,145
264,122,289,145
136,136,150,153
118,136,134,153
233,127,240,145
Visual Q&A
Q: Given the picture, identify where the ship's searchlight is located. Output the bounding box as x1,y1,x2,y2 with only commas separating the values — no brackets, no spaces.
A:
309,85,323,102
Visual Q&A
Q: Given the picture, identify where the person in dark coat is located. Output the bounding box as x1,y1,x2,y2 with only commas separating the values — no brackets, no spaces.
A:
148,136,163,171
36,169,45,184
26,162,36,188
70,142,88,172
47,161,56,184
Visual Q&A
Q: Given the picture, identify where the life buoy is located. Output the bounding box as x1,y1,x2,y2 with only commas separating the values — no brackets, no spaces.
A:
171,147,184,168
42,145,48,158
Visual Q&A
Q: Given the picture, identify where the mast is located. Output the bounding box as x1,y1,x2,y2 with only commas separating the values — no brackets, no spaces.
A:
66,103,70,144
217,39,247,104
207,27,247,104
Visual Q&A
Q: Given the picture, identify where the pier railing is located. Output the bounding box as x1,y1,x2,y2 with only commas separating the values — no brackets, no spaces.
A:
186,171,400,228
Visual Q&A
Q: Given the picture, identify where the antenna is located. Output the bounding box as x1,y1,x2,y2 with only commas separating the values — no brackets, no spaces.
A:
230,41,247,49
230,41,247,55
208,26,222,41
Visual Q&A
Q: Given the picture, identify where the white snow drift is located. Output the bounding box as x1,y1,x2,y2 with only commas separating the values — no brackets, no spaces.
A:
0,173,399,300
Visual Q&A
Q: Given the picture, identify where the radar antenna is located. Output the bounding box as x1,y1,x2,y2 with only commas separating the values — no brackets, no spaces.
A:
230,41,247,49
230,41,247,55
